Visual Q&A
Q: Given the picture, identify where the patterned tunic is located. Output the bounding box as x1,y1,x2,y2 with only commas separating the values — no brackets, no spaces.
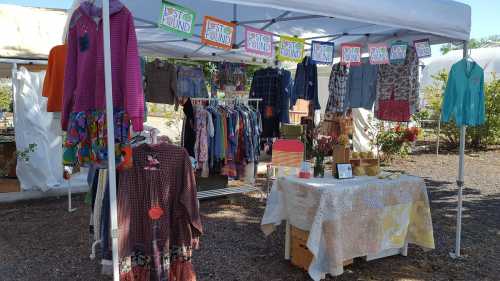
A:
326,63,350,114
118,143,202,281
375,47,420,121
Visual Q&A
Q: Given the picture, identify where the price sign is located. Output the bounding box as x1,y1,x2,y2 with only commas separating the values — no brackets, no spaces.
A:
341,44,362,66
414,39,432,58
244,26,273,57
159,1,196,38
277,35,305,63
311,41,335,64
390,41,408,64
201,16,236,50
368,44,389,65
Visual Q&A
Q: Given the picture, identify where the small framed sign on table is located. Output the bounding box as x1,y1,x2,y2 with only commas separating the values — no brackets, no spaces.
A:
336,163,353,179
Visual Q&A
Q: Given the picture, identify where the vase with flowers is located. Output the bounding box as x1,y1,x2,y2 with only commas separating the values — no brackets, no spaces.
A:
312,135,336,178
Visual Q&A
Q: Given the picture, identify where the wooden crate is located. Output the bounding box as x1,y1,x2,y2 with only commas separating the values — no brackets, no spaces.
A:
0,178,20,193
350,158,380,176
290,226,353,272
332,145,350,177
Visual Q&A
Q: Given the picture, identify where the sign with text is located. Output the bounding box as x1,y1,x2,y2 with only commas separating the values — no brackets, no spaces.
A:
244,27,273,57
277,35,305,62
311,41,335,64
390,41,408,64
201,16,236,50
368,44,389,65
341,44,362,65
159,1,196,38
414,39,432,58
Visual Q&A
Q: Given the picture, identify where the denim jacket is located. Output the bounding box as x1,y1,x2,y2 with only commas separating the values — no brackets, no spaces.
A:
347,60,379,110
177,66,209,98
292,56,320,110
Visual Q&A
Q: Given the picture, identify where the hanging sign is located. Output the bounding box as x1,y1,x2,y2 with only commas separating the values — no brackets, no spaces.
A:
341,44,362,66
310,41,335,64
158,1,196,38
414,39,432,58
244,26,273,58
368,44,389,65
277,35,305,62
389,41,408,64
201,16,236,50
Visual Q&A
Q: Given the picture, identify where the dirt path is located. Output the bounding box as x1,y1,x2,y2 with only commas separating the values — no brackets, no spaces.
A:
1,151,499,281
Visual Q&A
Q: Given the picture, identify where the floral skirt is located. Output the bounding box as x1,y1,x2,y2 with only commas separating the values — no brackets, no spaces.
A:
119,246,196,281
63,110,131,168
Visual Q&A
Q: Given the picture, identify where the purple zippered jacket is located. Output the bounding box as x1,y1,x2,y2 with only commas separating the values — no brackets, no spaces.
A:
62,0,144,131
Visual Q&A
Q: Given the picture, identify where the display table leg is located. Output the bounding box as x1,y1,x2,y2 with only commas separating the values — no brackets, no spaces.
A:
285,221,291,260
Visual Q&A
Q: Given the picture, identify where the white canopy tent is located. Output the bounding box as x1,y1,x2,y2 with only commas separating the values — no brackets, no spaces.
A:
97,0,472,279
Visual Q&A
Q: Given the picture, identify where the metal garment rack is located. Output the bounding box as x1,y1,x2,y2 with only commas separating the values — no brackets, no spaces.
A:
190,97,262,112
188,97,263,200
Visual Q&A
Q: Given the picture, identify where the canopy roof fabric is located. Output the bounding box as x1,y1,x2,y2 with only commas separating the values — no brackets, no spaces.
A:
122,0,471,63
0,4,66,59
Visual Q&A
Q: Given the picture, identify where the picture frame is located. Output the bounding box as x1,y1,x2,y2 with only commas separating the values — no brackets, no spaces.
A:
336,163,353,179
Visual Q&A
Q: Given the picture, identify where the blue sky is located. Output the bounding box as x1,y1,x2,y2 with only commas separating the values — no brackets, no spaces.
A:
0,0,498,38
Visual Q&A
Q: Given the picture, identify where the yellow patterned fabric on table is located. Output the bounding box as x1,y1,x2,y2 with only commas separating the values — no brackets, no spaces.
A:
261,175,435,281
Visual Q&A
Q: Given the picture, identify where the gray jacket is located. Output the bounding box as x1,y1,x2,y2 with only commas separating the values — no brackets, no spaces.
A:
346,60,378,110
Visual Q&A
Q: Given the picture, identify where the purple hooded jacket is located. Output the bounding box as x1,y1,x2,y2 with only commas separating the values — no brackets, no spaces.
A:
62,0,144,131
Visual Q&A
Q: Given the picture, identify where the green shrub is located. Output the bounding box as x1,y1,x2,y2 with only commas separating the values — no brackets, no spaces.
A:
423,71,500,148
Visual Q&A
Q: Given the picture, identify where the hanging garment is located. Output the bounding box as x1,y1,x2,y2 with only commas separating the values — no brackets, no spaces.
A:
177,66,209,98
62,0,144,167
325,63,350,114
347,60,378,110
292,56,320,110
250,68,283,138
118,143,202,281
182,98,196,158
441,59,485,127
280,69,292,123
144,60,178,104
63,0,144,131
42,44,67,112
375,47,419,122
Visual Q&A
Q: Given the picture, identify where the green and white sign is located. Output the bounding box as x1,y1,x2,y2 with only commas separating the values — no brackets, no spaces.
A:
159,1,196,38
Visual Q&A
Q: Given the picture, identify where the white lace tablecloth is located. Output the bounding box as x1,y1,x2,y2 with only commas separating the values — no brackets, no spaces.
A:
261,175,435,280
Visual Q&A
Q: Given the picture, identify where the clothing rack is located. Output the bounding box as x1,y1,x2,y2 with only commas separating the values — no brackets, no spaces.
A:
190,97,263,113
186,97,264,200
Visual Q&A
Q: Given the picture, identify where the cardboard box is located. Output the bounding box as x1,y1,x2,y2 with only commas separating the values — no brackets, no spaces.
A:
290,225,353,271
0,178,21,193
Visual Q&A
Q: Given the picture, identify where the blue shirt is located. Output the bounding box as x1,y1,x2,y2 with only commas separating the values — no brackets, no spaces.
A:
441,59,485,127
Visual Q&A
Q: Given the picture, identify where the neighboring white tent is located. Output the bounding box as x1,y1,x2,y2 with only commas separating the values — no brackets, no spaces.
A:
0,4,66,59
421,47,500,89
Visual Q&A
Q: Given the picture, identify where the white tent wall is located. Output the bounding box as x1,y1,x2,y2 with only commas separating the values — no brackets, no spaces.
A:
11,67,88,192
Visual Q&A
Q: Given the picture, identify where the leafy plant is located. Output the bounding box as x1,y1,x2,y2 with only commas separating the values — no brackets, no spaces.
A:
423,71,500,148
375,125,420,162
0,84,12,112
0,143,37,177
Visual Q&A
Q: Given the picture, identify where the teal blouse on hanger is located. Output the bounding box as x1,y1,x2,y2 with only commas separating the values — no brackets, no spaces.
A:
441,58,485,127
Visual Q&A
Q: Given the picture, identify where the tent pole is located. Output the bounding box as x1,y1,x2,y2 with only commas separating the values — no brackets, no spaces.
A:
451,40,468,259
102,0,120,280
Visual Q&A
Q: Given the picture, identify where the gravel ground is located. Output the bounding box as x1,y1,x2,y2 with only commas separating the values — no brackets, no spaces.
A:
1,150,499,281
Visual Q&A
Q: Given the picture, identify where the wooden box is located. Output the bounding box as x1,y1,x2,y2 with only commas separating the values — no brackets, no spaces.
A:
290,226,353,271
0,141,17,177
0,178,21,193
350,158,380,176
332,145,350,177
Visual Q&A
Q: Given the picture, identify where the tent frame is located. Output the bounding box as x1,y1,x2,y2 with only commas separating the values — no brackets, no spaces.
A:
99,1,469,280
